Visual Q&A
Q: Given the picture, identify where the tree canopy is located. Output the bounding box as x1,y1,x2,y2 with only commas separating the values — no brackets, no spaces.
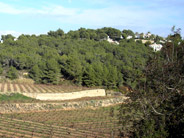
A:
0,27,153,87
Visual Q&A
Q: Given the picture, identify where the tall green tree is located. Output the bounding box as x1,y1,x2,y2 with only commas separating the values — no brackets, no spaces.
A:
61,54,83,85
83,65,96,86
6,66,18,80
29,64,43,83
44,59,60,84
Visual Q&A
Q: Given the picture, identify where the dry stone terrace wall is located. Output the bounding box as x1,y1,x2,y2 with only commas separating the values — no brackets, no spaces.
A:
0,83,106,101
0,96,128,113
22,89,106,100
0,82,128,114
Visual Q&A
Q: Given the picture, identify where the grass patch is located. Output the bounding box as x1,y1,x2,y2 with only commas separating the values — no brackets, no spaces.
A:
0,93,37,103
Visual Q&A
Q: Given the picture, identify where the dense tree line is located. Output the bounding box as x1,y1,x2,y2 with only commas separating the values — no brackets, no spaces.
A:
119,28,184,137
0,27,153,88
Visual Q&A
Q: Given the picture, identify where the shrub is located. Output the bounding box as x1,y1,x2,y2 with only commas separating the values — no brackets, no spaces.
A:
6,66,18,80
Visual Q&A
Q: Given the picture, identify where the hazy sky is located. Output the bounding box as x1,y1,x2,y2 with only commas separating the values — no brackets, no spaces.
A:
0,0,183,37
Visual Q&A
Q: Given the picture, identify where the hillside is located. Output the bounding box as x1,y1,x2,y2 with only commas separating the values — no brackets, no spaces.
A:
0,27,154,89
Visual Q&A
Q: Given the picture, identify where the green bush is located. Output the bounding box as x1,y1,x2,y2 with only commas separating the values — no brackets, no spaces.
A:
6,66,18,80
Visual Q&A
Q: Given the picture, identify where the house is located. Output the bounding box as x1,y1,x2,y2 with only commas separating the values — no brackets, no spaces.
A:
135,39,154,44
135,34,141,39
159,40,165,44
135,32,152,39
106,36,119,45
149,43,163,51
127,35,133,39
107,36,114,43
144,32,152,38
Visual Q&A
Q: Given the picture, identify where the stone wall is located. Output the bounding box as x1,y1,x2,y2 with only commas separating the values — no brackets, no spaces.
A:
22,89,106,101
0,96,128,113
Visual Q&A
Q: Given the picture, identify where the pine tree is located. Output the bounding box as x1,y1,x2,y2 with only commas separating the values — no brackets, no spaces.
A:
83,65,96,87
6,66,18,80
45,59,60,84
29,64,42,83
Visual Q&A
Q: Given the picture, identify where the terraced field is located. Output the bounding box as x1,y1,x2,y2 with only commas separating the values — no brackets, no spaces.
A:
1,106,122,138
0,83,90,93
0,83,123,137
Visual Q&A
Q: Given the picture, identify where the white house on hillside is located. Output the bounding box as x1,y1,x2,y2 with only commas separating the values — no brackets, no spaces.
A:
127,35,133,39
159,40,165,44
144,32,152,38
106,36,119,45
135,34,140,39
135,32,152,39
149,43,163,51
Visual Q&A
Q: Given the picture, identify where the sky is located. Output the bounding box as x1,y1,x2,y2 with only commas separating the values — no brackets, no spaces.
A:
0,0,183,37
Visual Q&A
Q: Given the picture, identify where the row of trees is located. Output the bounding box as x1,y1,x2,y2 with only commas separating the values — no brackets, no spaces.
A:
0,27,153,88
